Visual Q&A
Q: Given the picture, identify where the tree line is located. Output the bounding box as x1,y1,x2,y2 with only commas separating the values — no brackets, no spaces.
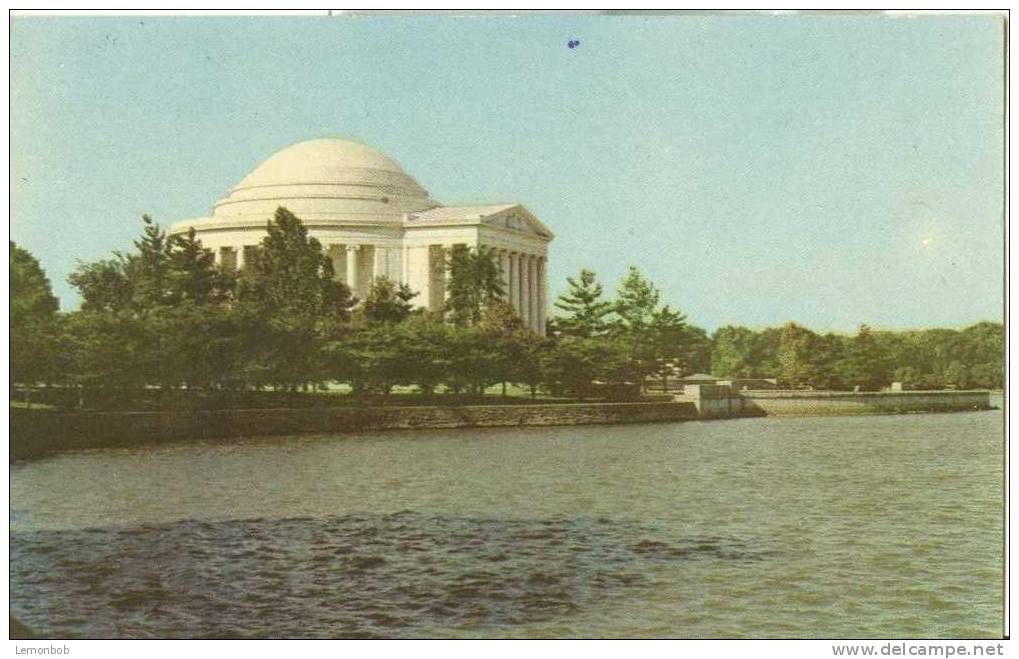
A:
711,321,1003,391
10,207,1003,409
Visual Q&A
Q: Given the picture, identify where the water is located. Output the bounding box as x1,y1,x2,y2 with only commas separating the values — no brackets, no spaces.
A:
10,411,1004,638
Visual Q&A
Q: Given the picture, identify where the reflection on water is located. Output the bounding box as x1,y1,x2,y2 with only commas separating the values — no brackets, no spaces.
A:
10,411,1004,638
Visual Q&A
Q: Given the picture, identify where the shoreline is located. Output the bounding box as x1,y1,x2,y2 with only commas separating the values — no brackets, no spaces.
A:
9,390,995,461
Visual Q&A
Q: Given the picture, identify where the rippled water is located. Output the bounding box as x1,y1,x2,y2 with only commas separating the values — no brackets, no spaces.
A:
10,410,1004,638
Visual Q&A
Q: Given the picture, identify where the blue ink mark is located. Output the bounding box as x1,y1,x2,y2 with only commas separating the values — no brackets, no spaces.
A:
568,40,580,49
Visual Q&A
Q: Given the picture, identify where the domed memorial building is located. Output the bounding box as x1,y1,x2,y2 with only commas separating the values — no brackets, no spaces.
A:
168,139,554,333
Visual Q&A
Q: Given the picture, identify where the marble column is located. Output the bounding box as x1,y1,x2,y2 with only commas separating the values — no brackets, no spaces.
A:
537,256,546,335
520,254,532,327
346,245,360,297
499,250,511,301
443,245,453,303
508,252,520,312
235,246,245,271
527,255,538,332
518,253,528,315
428,244,445,311
374,246,389,281
520,254,530,321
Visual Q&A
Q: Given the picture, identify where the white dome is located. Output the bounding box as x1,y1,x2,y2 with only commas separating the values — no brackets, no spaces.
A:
211,138,439,224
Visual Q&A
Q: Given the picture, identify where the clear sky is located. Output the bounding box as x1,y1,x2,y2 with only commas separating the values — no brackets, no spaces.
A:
10,13,1005,332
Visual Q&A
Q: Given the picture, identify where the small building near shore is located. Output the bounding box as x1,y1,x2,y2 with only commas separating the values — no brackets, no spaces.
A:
681,373,722,386
716,377,782,391
168,138,554,333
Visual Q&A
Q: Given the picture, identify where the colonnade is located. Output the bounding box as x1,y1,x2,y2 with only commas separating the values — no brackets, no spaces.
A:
496,249,546,335
215,242,547,334
215,243,368,291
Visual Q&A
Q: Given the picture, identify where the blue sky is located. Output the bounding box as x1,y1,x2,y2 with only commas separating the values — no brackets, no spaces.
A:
10,13,1004,332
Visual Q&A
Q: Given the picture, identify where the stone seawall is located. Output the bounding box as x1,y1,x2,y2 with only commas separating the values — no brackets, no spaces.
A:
9,391,996,460
674,387,994,418
10,401,700,460
740,390,993,417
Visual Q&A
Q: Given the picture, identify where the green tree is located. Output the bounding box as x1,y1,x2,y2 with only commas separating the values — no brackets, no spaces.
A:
445,245,505,327
541,336,629,400
11,242,58,321
611,266,660,383
442,303,522,395
837,324,891,391
752,327,784,377
148,303,244,390
511,332,548,399
710,326,759,378
65,217,167,392
552,268,613,338
10,242,61,387
67,256,134,313
777,323,819,388
944,361,972,389
129,214,172,310
236,207,355,389
646,305,688,390
61,309,151,394
361,276,418,325
956,322,1003,388
158,227,241,389
67,216,243,392
398,316,453,395
676,324,713,376
478,298,528,396
166,227,232,305
808,333,848,390
328,324,403,396
610,266,687,389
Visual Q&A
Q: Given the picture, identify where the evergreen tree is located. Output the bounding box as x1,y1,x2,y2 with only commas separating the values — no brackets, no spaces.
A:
361,276,418,325
613,266,660,365
236,207,355,389
166,227,230,305
129,214,171,310
611,266,687,388
552,268,613,338
646,305,688,390
444,245,505,327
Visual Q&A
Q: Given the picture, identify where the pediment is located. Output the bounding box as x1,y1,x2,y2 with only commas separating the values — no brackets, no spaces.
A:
482,205,554,239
